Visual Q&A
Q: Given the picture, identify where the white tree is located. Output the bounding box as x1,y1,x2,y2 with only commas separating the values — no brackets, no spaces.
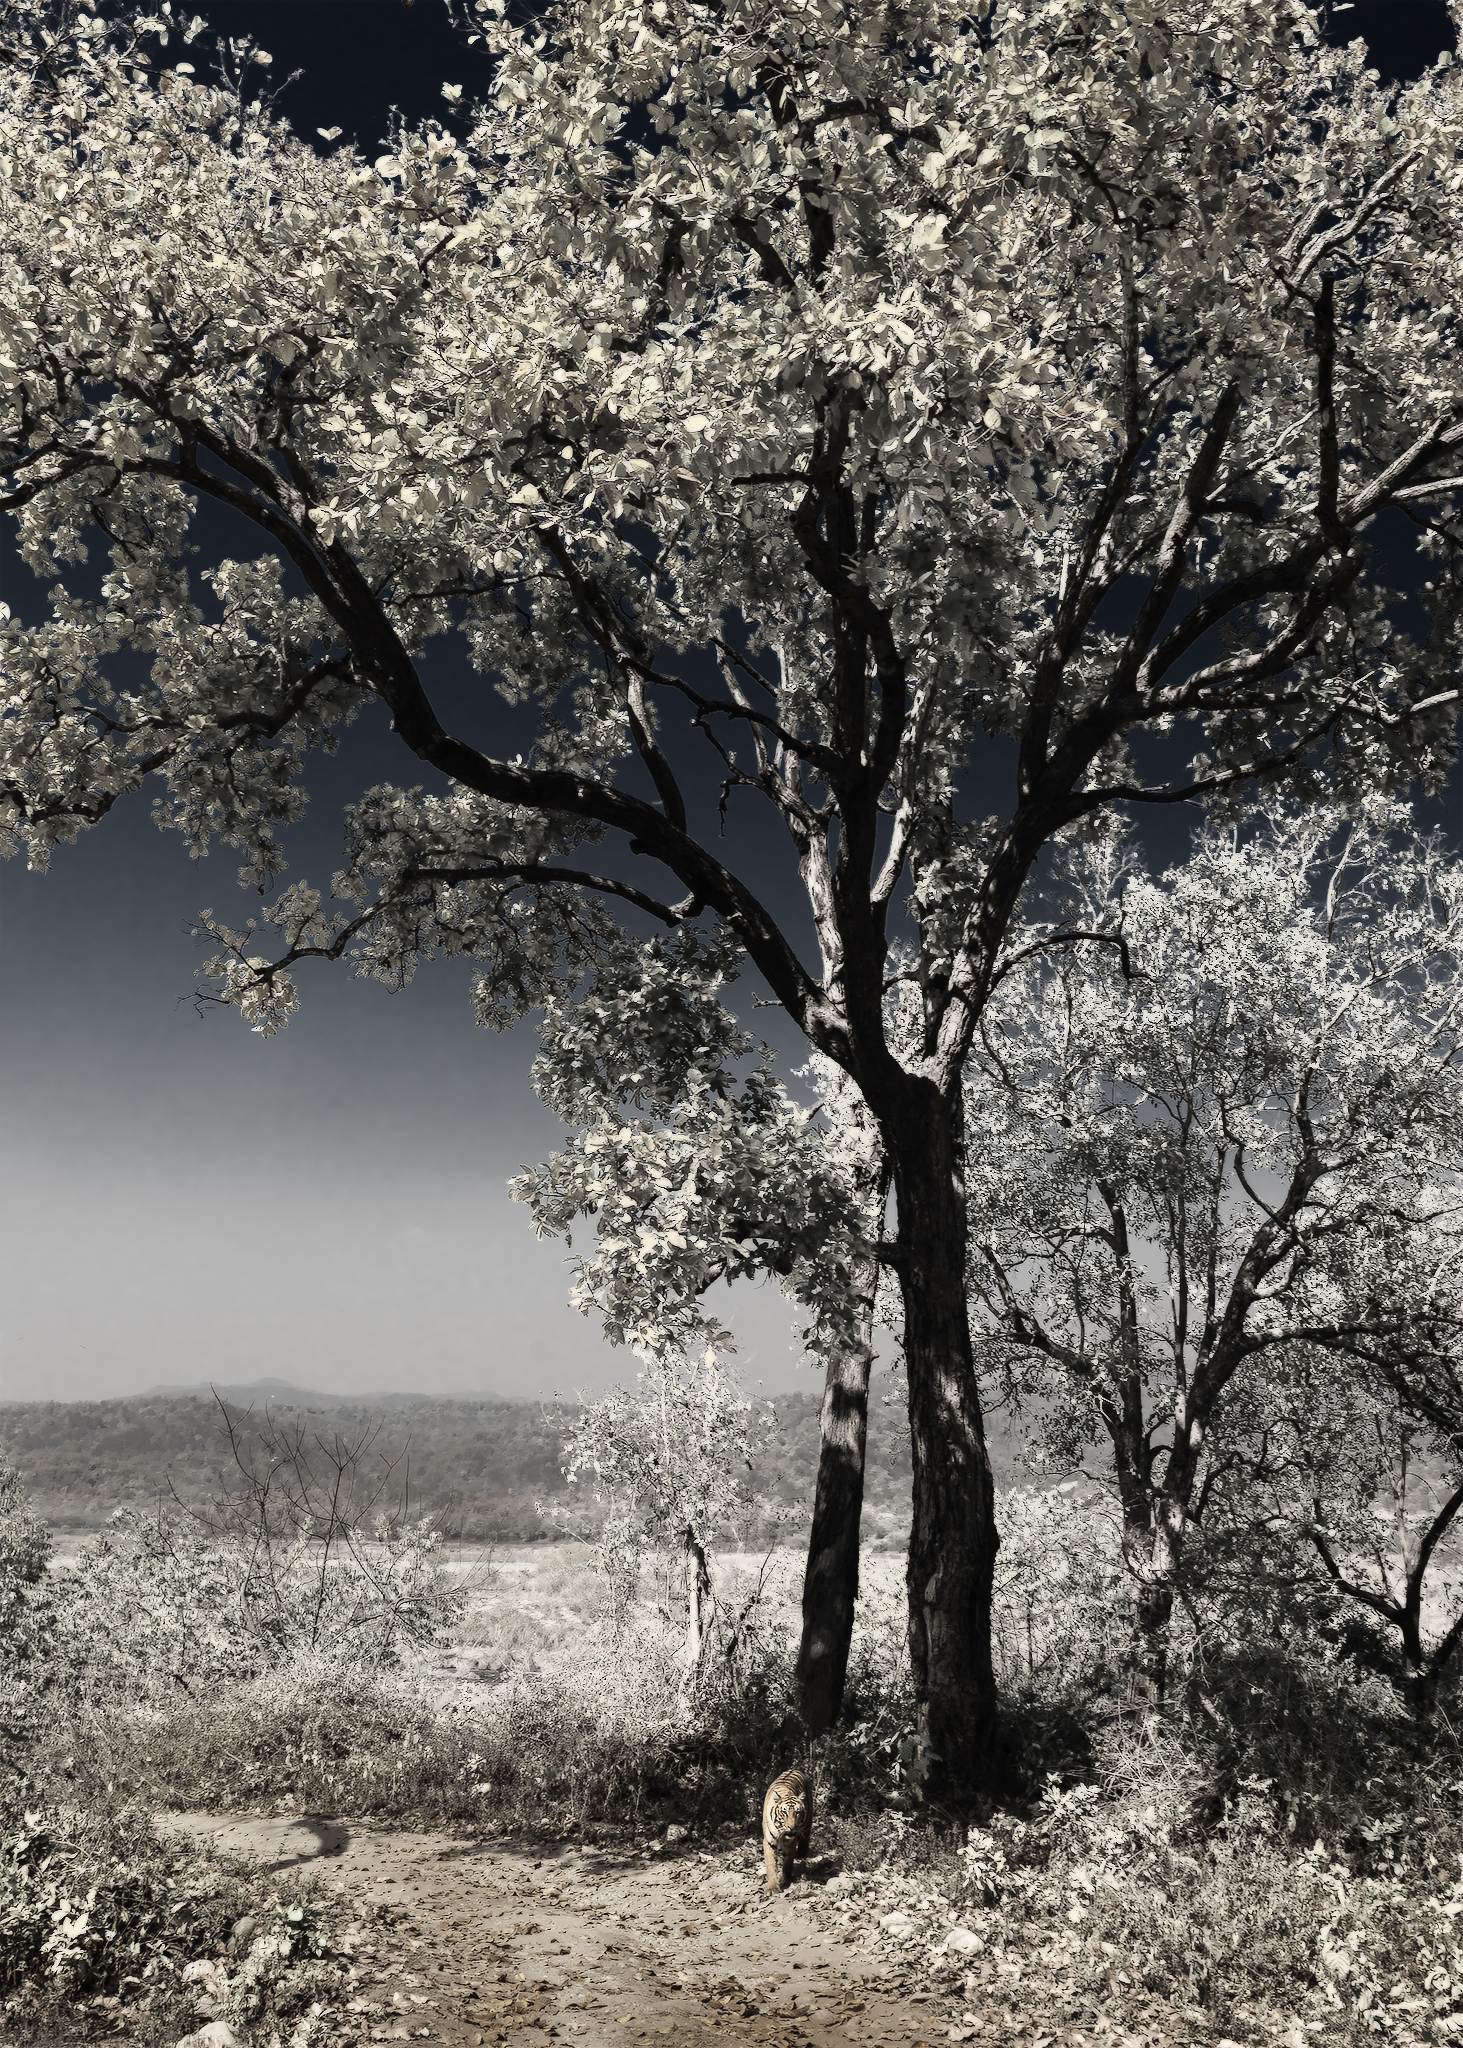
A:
558,1351,775,1683
4,0,1463,1779
967,803,1463,1699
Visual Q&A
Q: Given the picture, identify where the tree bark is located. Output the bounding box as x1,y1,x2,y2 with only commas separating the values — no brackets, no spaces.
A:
887,1084,999,1794
1404,1654,1440,1725
795,1252,878,1734
1100,1373,1175,1708
1127,1439,1201,1709
683,1528,714,1687
1400,1573,1448,1730
1128,1522,1183,1706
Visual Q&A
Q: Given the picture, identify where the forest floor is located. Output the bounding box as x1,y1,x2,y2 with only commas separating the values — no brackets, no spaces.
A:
157,1810,1289,2048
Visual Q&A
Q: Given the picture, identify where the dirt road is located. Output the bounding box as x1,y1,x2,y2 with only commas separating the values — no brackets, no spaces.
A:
165,1812,994,2048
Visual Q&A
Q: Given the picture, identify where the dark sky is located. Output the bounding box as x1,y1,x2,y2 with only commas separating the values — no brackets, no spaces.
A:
2,0,1459,1404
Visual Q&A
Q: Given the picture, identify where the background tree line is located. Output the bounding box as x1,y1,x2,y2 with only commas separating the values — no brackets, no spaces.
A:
0,1384,932,1545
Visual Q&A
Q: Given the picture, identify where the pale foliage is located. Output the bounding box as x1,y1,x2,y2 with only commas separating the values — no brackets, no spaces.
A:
42,1506,463,1712
5,0,1463,1735
511,929,883,1368
1218,1325,1463,1702
965,801,1463,1620
1,0,1458,1096
556,1351,784,1678
990,1487,1129,1693
0,1463,50,1606
983,1774,1463,2033
0,1463,53,1755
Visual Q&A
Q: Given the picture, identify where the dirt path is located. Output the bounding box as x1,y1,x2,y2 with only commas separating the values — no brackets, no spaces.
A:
163,1812,964,2048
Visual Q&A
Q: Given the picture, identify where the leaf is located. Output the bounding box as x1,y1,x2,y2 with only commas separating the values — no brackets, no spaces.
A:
910,214,947,263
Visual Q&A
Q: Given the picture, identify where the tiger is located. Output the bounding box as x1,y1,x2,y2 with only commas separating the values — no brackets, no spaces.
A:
762,1768,812,1893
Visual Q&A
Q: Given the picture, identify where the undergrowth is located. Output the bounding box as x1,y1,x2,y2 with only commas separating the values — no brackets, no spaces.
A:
8,1470,1463,2040
24,1652,811,1838
0,1799,342,2048
941,1645,1463,2035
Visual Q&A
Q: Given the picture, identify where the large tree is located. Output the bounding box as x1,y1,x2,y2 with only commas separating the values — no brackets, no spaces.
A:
965,803,1463,1701
4,0,1463,1782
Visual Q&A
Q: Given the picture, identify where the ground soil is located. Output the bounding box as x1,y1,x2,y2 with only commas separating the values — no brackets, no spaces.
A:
154,1811,1010,2048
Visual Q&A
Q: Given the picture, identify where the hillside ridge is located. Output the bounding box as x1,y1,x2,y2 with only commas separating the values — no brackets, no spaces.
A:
0,1380,1037,1544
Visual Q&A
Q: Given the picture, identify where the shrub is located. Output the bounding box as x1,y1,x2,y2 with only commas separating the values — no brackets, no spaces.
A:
990,1489,1130,1700
0,1802,245,2001
0,1800,354,2048
0,1466,55,1771
1053,1777,1336,2021
47,1504,463,1709
34,1647,707,1831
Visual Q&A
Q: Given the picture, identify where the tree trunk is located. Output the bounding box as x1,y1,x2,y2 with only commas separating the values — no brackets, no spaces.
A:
1404,1655,1439,1725
1129,1562,1175,1706
1127,1445,1200,1710
795,1252,877,1734
1101,1376,1172,1708
1400,1590,1440,1728
888,1085,999,1794
683,1529,714,1687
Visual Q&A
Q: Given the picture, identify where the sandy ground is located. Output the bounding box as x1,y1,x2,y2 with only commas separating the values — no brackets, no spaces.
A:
161,1811,977,2048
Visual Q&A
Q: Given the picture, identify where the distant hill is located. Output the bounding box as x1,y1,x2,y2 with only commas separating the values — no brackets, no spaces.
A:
1,1388,596,1543
133,1377,452,1410
0,1381,1046,1546
136,1377,368,1404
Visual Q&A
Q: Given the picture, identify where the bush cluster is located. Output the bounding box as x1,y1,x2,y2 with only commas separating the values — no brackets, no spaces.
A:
0,1799,344,2048
0,1804,245,2002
